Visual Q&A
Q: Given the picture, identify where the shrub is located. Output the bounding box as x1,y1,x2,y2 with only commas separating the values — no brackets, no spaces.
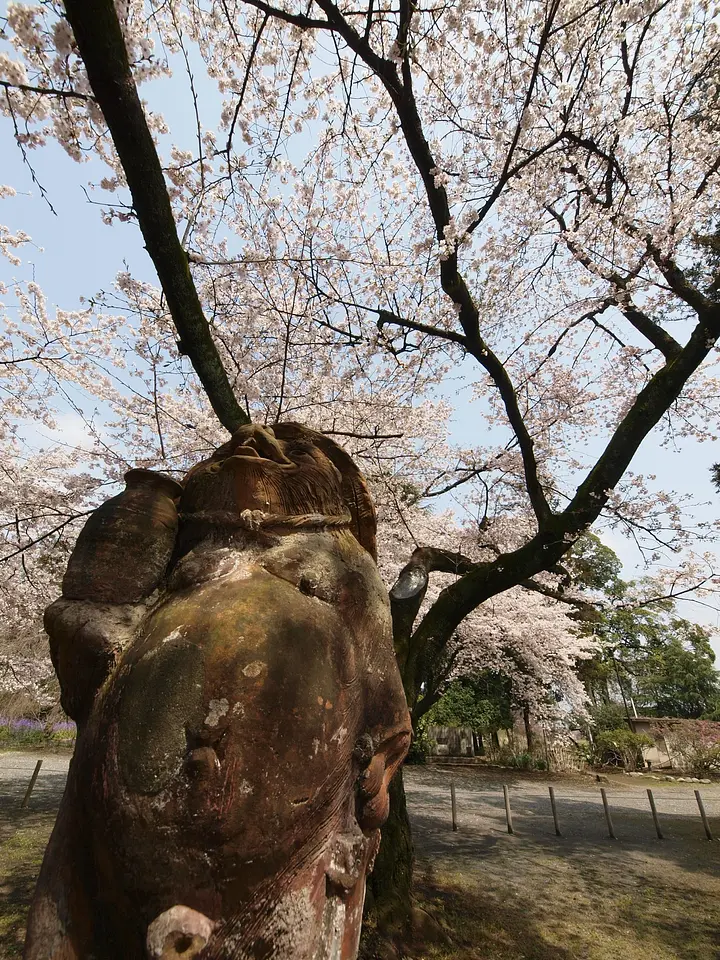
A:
688,744,720,777
573,739,594,765
509,751,534,770
490,746,547,770
593,728,654,769
405,726,431,764
590,703,631,734
0,716,75,748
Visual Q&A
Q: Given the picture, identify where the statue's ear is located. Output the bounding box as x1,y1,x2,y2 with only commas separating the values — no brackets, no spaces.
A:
273,423,378,561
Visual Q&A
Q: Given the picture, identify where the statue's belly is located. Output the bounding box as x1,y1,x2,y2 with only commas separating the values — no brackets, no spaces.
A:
83,566,362,925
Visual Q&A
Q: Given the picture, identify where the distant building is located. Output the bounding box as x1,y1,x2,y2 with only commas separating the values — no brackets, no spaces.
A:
628,716,720,770
426,725,475,757
628,716,673,768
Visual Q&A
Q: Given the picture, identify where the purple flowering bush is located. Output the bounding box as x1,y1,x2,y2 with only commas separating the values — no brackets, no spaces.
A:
0,716,75,747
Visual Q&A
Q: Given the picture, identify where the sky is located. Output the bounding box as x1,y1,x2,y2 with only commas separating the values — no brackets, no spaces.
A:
1,9,719,658
443,361,720,651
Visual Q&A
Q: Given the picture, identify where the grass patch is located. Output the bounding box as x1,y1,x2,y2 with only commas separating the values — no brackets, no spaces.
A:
0,816,55,958
361,854,720,960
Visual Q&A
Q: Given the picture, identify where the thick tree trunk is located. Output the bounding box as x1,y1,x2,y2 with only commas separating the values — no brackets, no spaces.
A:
523,705,534,752
63,0,249,434
367,769,414,938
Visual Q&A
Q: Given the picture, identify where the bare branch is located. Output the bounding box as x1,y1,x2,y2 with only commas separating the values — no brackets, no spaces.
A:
241,0,334,30
0,512,94,564
520,578,600,621
319,429,404,440
0,79,95,102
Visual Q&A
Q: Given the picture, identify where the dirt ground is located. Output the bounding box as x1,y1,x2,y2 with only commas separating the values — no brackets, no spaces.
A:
2,753,719,960
404,764,720,960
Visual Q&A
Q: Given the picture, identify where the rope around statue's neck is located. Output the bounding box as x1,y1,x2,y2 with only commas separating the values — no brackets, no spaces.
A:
179,509,353,531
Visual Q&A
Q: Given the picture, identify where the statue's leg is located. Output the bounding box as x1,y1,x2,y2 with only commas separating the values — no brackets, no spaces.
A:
23,768,95,960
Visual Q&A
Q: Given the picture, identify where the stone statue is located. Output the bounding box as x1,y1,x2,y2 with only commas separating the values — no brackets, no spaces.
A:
25,424,411,960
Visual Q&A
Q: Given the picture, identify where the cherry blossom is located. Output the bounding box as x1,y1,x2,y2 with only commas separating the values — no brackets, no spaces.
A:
1,0,719,719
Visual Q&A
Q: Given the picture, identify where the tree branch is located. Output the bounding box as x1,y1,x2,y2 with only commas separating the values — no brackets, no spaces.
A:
0,79,95,102
63,0,249,432
547,206,682,359
389,546,484,675
377,308,468,348
256,0,553,528
319,429,404,440
0,511,94,563
241,0,334,30
519,578,600,621
618,300,682,361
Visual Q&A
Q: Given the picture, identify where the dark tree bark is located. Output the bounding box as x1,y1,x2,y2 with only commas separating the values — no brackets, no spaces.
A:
366,771,414,940
523,705,534,753
62,0,249,434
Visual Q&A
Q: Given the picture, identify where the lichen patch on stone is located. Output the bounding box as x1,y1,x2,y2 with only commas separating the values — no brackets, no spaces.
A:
161,626,186,644
205,698,229,727
242,660,265,678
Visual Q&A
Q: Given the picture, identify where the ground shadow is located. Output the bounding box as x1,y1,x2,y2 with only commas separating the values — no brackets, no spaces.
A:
407,765,720,880
405,766,720,960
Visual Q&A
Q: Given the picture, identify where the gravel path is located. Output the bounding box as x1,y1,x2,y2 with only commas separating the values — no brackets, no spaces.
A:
0,751,70,816
2,753,719,959
405,765,720,960
404,764,720,848
2,751,719,843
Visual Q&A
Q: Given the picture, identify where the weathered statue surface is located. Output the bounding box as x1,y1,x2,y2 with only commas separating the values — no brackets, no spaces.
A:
25,424,411,960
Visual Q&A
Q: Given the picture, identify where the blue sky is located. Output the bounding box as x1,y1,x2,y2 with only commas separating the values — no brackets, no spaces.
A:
1,23,719,658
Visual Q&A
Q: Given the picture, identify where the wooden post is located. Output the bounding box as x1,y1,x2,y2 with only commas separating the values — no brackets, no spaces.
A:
21,759,43,809
695,790,715,841
503,784,514,835
600,788,616,839
450,780,458,832
549,786,561,836
646,789,663,840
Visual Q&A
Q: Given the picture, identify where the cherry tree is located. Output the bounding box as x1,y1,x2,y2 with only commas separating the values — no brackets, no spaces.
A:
377,506,598,724
2,0,720,945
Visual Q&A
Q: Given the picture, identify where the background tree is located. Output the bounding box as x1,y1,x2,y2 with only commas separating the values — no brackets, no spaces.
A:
418,673,513,757
594,605,720,719
565,534,720,719
421,674,513,738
